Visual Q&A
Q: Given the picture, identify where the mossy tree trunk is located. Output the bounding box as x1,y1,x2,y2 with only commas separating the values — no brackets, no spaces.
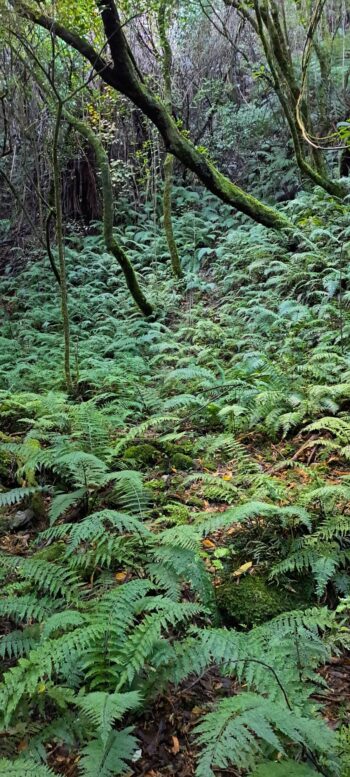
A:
52,101,73,393
15,0,293,233
225,0,346,200
163,152,182,278
158,0,182,279
63,109,153,317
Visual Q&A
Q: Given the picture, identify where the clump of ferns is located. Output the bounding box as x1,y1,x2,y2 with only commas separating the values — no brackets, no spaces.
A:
270,482,350,599
1,437,149,527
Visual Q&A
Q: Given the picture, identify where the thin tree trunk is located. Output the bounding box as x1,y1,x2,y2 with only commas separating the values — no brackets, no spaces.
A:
64,109,153,317
158,0,182,278
163,153,182,278
52,101,73,392
226,0,346,199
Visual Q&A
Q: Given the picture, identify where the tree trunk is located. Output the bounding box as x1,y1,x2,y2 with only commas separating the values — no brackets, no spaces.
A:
63,109,154,318
163,153,182,278
158,0,182,279
52,102,73,393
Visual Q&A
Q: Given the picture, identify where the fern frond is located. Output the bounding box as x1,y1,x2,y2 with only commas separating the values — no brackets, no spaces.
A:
253,760,325,776
78,728,138,777
195,692,334,776
0,628,39,659
77,690,141,743
0,554,81,601
0,486,44,507
0,758,57,777
48,488,86,524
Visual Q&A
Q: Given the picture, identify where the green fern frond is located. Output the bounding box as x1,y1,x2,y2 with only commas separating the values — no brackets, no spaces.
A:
113,415,177,455
78,728,138,777
195,692,334,776
49,488,86,524
0,486,44,508
0,628,39,659
0,758,57,777
77,690,141,743
253,760,323,776
0,554,81,601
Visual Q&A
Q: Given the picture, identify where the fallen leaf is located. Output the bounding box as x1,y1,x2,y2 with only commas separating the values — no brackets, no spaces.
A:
115,571,127,582
232,561,253,577
191,706,204,716
171,735,180,754
226,526,240,535
202,539,216,549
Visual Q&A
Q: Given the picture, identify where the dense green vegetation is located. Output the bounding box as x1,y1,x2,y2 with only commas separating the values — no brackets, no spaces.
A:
1,1,350,776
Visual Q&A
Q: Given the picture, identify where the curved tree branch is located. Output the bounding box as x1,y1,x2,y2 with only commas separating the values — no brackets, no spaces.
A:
12,0,292,232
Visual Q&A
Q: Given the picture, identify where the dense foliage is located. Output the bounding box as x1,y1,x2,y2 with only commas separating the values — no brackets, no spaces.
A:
1,185,350,775
1,1,350,776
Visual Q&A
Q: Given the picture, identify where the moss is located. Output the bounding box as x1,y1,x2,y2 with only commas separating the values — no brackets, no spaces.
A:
30,491,47,518
123,444,160,466
184,494,203,507
171,453,193,471
200,457,217,471
216,574,306,628
33,542,65,562
163,502,191,524
146,477,167,505
0,452,11,481
147,478,166,491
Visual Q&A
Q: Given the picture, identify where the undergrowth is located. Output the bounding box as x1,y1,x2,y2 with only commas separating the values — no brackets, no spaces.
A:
1,186,350,776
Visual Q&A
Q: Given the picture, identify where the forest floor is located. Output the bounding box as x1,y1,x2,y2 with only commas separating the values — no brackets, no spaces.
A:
1,187,350,775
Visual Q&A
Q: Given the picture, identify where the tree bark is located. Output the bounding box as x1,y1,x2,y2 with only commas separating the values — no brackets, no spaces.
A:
163,153,182,278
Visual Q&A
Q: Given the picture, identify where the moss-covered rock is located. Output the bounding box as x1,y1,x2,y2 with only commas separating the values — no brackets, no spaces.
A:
171,452,193,471
216,574,305,628
123,444,160,467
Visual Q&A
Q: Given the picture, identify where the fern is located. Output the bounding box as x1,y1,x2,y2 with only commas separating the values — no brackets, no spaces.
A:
0,553,81,601
77,690,141,742
195,692,334,776
0,486,44,507
253,762,322,776
48,487,86,524
0,628,39,659
78,728,138,777
0,759,57,777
